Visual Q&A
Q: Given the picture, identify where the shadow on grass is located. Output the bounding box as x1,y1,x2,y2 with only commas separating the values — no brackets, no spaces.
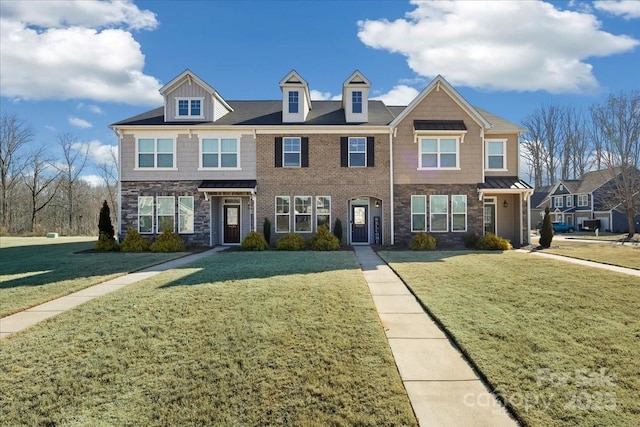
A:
159,251,361,288
376,249,506,266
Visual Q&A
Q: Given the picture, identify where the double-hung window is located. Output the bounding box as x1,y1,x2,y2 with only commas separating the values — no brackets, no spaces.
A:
283,137,301,167
138,196,154,233
411,195,426,232
352,91,362,114
348,137,366,167
178,196,194,234
201,138,238,168
137,138,174,168
486,139,506,170
288,91,299,114
157,196,175,232
275,196,290,232
176,98,203,118
294,196,312,232
419,137,458,169
554,196,563,208
451,195,467,232
430,195,448,232
566,196,573,208
577,194,588,207
316,196,331,228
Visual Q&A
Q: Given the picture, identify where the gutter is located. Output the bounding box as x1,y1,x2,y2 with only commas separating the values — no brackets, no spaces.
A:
389,127,395,245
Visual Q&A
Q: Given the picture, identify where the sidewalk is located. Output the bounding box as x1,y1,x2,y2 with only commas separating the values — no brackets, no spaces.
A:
518,249,640,277
353,246,518,427
0,248,224,339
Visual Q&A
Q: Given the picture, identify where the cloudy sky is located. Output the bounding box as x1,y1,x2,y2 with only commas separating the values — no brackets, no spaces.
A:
1,0,638,185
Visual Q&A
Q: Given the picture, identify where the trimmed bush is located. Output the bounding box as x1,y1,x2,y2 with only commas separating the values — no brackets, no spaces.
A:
120,228,151,252
462,231,480,249
94,232,119,252
333,218,343,243
476,233,512,251
262,217,271,246
408,232,437,250
539,205,554,248
98,200,115,240
150,230,186,253
241,231,269,251
276,233,306,251
309,224,340,251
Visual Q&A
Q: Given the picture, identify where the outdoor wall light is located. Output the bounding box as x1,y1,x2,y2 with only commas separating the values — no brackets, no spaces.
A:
375,200,380,208
503,200,508,208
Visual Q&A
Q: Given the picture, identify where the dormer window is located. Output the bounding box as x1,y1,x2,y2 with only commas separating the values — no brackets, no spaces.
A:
352,91,362,114
288,91,299,114
175,97,204,118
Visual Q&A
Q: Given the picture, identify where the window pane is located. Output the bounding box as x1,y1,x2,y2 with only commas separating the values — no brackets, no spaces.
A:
158,197,174,215
317,214,330,227
431,196,447,213
352,91,362,114
139,154,154,168
295,197,312,213
431,215,447,231
440,139,456,153
203,154,218,168
350,153,365,167
202,139,218,153
179,197,194,234
276,197,289,214
488,156,503,169
276,216,289,232
488,141,503,155
178,100,189,116
412,215,426,232
295,216,311,232
440,154,456,167
221,139,237,153
421,139,437,153
157,139,173,153
138,139,154,153
452,214,466,231
284,153,300,167
289,91,298,113
158,216,174,232
221,154,237,168
349,137,365,152
139,216,152,233
316,196,330,213
422,154,437,168
139,197,153,215
191,100,201,116
412,195,426,214
157,154,173,168
452,195,466,213
284,137,300,151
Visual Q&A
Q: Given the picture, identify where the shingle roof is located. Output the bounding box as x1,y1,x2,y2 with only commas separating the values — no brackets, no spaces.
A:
531,185,553,208
475,107,527,134
576,169,619,193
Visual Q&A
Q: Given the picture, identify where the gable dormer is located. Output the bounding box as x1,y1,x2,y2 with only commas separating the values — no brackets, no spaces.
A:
159,69,233,122
342,70,370,123
279,70,311,123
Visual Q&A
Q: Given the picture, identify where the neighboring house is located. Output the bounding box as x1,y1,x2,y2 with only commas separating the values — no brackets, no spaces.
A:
111,69,532,247
535,169,640,232
530,185,552,228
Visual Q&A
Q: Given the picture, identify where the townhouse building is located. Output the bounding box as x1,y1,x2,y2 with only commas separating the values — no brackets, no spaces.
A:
111,69,533,247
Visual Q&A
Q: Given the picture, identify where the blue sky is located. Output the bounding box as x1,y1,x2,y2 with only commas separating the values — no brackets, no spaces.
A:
1,0,639,185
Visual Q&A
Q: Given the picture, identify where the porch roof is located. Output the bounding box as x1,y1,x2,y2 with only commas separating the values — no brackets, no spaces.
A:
197,180,257,199
413,120,467,131
479,176,533,191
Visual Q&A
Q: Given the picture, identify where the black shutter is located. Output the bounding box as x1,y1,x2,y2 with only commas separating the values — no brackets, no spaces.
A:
275,137,283,167
301,137,309,167
367,137,375,167
340,137,348,167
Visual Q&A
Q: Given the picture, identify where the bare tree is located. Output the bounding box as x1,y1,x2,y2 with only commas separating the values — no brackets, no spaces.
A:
97,144,119,228
521,110,550,187
22,147,61,232
54,133,89,234
590,90,640,239
562,107,592,180
0,114,33,231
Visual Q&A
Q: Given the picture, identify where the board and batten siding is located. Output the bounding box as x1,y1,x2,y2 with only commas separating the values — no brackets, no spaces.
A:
165,83,213,121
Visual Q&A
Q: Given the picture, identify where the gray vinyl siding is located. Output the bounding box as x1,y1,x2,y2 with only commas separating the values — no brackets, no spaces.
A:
166,84,213,121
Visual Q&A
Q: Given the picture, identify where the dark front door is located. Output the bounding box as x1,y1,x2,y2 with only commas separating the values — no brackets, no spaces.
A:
224,205,240,244
351,205,368,243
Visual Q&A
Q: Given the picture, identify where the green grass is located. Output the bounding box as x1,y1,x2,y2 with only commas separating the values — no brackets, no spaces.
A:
0,251,417,426
541,241,640,270
0,236,188,317
379,250,639,427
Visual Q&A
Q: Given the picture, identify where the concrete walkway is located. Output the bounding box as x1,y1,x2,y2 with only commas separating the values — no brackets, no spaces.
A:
518,249,640,277
353,246,518,427
0,248,224,339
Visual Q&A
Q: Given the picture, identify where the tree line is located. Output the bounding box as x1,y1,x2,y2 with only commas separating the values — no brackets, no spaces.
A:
0,114,118,236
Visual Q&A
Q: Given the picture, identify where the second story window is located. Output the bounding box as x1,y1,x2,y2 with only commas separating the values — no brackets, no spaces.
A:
352,91,362,114
348,137,366,167
288,91,299,114
486,139,506,170
554,196,563,208
137,138,174,169
419,137,458,169
176,98,203,118
566,196,573,207
201,138,238,168
283,137,301,167
578,194,588,207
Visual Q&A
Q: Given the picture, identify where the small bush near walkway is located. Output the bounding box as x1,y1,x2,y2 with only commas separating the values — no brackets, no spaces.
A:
150,230,186,252
309,224,340,250
276,233,306,251
476,233,511,250
408,232,437,250
120,228,151,252
241,231,268,251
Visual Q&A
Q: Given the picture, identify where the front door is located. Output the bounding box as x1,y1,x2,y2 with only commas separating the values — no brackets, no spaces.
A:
484,204,496,235
224,205,240,244
351,205,368,243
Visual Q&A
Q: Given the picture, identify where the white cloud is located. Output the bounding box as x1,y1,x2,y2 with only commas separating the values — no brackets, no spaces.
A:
68,116,92,128
310,89,341,101
594,0,640,19
0,1,162,105
71,140,118,166
372,85,420,105
357,0,639,94
77,103,104,114
81,174,103,187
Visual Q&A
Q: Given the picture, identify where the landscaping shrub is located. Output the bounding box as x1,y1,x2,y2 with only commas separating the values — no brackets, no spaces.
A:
539,205,554,248
262,217,271,245
241,231,268,251
476,233,512,251
94,231,119,252
150,230,186,253
98,200,115,240
462,231,480,249
408,232,437,250
309,224,340,250
276,233,306,251
120,228,151,252
333,218,343,243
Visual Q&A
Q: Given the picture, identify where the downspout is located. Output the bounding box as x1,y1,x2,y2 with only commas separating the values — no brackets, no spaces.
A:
252,192,257,234
389,127,395,245
115,128,122,241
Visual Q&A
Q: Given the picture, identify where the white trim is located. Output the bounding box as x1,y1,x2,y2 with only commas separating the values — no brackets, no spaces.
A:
411,195,427,232
135,137,176,169
178,196,194,234
294,196,313,233
156,196,175,233
199,136,241,169
138,196,154,234
275,196,291,233
451,195,467,232
485,138,507,171
174,97,205,119
429,195,449,232
418,136,460,169
283,137,302,168
315,196,332,231
348,136,367,167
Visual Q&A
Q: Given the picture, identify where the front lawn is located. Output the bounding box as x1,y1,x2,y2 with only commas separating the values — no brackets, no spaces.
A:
540,241,640,270
0,251,417,426
0,237,188,317
380,250,639,427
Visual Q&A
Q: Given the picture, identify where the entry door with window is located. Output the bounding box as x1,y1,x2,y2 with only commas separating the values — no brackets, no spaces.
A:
224,205,240,244
351,205,368,243
484,203,496,235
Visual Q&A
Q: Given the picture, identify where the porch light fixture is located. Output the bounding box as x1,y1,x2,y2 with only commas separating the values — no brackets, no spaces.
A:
375,200,380,208
503,200,508,208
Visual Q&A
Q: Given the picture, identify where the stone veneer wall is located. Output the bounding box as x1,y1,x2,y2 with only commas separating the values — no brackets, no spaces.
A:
394,183,482,248
120,181,211,247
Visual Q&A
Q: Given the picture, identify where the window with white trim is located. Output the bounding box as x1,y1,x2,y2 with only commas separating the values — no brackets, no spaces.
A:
201,138,238,168
137,138,174,168
486,139,506,170
178,196,194,234
430,195,448,232
157,196,175,232
419,137,458,169
451,195,467,232
577,194,588,207
288,91,299,114
275,196,290,232
316,196,331,229
349,137,366,167
294,196,312,232
352,91,362,114
176,98,203,118
566,195,572,207
138,196,153,233
411,195,426,232
554,196,563,208
283,137,301,167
